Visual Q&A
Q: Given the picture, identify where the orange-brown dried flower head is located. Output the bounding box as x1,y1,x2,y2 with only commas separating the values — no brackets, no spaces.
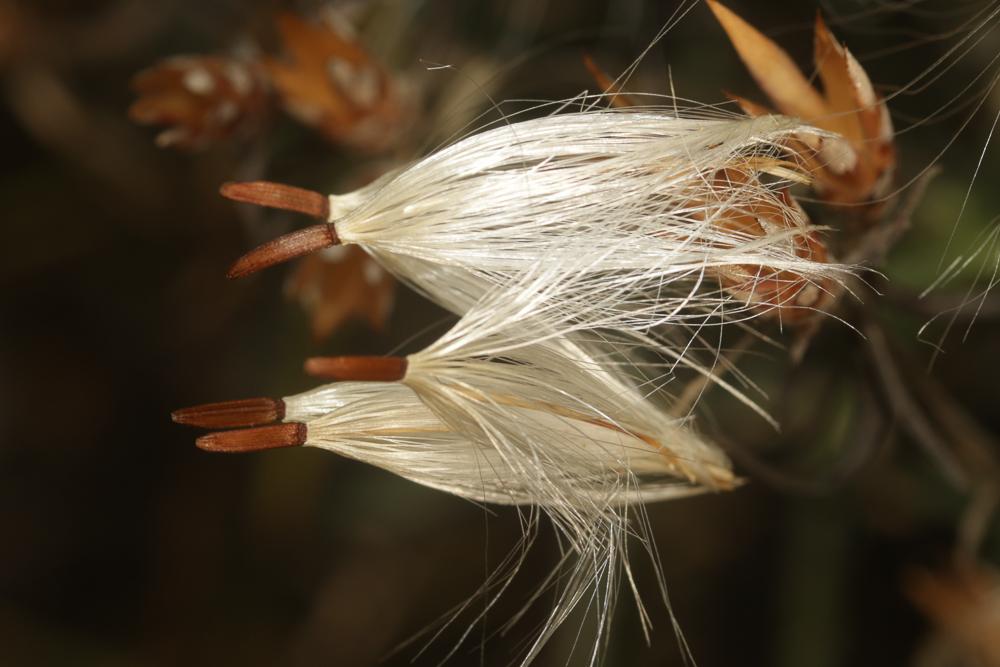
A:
129,56,268,149
708,0,895,208
696,165,832,323
285,246,396,341
263,13,405,153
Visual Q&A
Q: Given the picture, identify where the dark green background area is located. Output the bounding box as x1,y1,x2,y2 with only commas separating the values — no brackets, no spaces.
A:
1,1,998,665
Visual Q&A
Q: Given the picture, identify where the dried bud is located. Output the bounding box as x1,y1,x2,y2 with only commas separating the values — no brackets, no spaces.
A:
129,56,268,150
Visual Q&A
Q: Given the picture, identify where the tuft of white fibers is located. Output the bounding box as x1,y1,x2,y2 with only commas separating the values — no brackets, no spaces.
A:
302,261,739,665
283,376,733,507
319,108,847,323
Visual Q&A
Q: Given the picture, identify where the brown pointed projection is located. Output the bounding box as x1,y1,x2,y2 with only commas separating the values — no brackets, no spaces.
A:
707,1,895,208
263,12,405,152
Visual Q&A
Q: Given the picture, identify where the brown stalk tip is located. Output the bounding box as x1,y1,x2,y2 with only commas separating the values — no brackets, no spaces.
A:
196,422,307,453
220,181,330,220
227,224,339,279
304,355,408,382
171,398,285,429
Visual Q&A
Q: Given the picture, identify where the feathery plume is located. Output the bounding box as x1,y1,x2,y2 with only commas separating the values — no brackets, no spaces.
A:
223,109,846,328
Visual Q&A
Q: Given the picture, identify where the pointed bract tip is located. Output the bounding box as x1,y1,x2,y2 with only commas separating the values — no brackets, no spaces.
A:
196,423,307,453
172,398,285,429
304,355,408,382
220,181,330,220
227,224,339,279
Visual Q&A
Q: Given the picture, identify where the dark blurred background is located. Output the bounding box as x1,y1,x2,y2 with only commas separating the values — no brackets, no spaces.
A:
2,0,999,665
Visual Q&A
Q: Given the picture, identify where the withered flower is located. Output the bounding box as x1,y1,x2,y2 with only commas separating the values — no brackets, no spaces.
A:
708,0,895,208
263,12,406,153
129,56,268,149
285,245,395,341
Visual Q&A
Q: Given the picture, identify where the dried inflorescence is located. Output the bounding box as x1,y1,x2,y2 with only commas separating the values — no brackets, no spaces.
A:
263,12,408,152
700,165,831,322
129,56,268,149
129,9,409,154
708,0,895,208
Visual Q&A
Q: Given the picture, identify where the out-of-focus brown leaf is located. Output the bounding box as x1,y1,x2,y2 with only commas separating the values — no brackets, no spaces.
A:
708,2,895,208
129,56,268,150
263,12,406,153
285,246,395,341
906,564,1000,666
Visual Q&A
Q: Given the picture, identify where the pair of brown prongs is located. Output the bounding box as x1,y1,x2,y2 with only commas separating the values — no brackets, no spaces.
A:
174,181,407,453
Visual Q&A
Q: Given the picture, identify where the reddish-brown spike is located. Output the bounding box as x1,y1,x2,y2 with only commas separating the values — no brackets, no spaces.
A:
196,423,307,453
227,224,339,278
220,181,330,220
304,355,408,382
171,398,285,429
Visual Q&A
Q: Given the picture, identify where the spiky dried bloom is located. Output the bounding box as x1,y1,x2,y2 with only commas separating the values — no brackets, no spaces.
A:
708,0,895,207
129,56,267,149
263,12,407,152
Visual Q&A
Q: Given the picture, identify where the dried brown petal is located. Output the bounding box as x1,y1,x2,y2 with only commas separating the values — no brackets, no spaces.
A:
706,0,827,121
582,55,634,108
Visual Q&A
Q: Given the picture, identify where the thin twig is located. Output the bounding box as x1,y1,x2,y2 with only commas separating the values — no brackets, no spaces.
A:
863,321,969,491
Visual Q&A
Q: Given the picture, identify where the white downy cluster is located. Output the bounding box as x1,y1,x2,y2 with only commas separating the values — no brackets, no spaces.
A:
278,262,743,663
323,108,845,322
235,107,851,664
